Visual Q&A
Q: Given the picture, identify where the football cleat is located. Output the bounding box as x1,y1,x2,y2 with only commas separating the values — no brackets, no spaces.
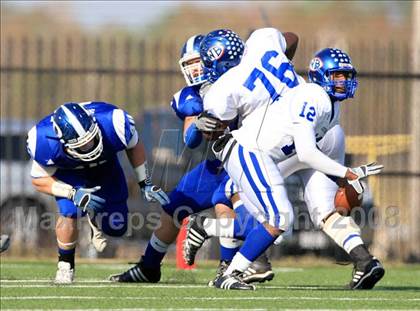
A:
183,215,209,266
208,260,230,287
349,257,385,289
54,261,74,284
109,256,161,283
241,253,275,284
214,270,256,290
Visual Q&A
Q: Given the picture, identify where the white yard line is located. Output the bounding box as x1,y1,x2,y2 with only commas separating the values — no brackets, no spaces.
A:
0,284,338,290
8,310,266,311
1,279,108,283
1,296,420,302
3,310,416,311
0,264,304,272
0,264,130,269
0,279,339,290
0,285,204,288
272,267,304,272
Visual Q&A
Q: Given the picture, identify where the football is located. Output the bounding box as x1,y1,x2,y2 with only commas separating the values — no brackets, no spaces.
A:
334,181,363,216
202,130,225,141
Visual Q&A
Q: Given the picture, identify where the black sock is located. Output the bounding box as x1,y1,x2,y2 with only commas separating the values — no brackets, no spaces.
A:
349,244,372,265
58,248,75,269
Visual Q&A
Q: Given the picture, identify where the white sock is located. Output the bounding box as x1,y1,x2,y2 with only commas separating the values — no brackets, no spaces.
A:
150,233,169,253
224,252,252,275
203,218,234,238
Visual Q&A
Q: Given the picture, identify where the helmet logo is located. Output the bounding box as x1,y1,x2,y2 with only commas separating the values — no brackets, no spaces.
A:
207,44,225,61
309,57,323,71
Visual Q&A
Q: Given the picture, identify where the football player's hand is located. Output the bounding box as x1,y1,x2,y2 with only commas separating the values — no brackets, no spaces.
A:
344,162,383,194
347,179,364,195
194,111,224,132
350,162,384,179
140,183,170,205
71,186,106,213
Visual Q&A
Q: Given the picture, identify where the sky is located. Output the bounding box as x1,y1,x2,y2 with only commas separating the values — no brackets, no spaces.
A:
3,1,410,29
5,1,180,28
3,1,266,29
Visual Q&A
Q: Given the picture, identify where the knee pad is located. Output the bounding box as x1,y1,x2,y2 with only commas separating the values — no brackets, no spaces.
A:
219,237,241,249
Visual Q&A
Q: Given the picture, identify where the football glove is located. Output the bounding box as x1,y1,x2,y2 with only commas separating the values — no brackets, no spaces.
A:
194,111,224,132
71,186,106,213
350,162,384,179
347,162,384,194
347,179,364,195
139,182,170,205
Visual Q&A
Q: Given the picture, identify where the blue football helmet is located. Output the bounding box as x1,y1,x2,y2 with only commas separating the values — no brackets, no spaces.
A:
179,34,207,86
308,48,358,101
52,103,103,162
200,29,245,83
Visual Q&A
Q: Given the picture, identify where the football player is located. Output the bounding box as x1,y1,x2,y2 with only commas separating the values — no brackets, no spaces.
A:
27,102,169,283
110,33,275,284
183,30,384,290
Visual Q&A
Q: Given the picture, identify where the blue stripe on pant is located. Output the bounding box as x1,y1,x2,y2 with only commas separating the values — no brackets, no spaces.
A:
238,145,270,222
238,145,282,227
248,151,280,227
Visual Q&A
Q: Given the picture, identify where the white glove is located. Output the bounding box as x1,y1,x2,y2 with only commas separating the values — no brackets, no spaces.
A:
350,162,384,179
347,162,384,194
87,216,107,252
140,183,170,205
347,179,364,194
194,111,223,132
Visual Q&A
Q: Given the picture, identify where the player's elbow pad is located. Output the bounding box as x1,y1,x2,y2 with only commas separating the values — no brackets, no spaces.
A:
184,123,202,149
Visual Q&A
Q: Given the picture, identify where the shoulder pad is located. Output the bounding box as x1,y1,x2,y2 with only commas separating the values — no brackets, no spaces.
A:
28,117,60,166
170,86,203,120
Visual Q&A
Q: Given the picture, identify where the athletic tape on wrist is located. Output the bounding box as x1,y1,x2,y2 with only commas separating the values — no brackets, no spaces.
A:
133,162,149,183
51,181,74,199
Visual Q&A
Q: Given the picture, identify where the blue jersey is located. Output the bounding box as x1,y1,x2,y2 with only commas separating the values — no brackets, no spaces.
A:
27,101,138,170
26,102,138,224
170,85,203,121
163,85,235,221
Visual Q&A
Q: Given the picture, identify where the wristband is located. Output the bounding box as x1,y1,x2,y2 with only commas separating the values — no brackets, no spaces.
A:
51,181,74,199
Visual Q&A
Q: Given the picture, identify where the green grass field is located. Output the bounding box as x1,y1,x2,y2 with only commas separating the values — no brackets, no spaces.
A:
1,259,419,310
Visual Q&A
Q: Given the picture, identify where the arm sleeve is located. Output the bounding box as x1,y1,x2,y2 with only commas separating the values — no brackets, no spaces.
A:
276,155,310,178
293,123,348,178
